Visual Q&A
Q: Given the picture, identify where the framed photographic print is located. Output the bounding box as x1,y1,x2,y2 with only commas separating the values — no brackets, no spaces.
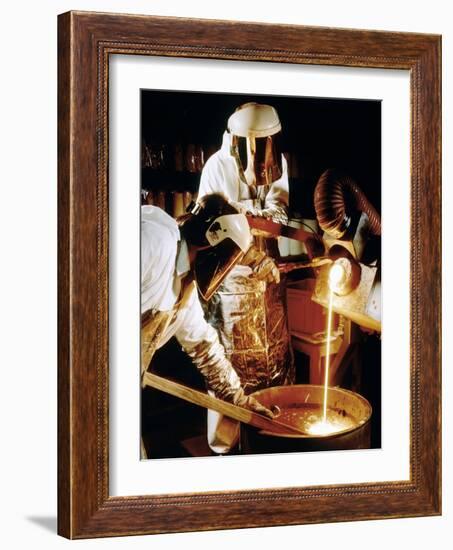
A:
58,11,441,538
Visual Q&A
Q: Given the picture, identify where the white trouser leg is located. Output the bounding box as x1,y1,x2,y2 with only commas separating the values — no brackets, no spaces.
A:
207,393,240,454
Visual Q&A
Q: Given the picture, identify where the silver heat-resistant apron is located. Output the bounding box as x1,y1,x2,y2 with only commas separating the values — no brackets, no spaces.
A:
202,260,294,395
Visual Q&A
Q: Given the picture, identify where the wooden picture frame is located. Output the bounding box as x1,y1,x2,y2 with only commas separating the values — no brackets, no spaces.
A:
58,10,441,538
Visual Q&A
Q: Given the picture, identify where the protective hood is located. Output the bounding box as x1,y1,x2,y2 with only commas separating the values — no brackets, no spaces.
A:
227,103,283,187
195,213,251,301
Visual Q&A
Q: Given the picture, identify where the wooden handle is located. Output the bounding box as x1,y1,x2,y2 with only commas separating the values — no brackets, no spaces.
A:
143,372,305,436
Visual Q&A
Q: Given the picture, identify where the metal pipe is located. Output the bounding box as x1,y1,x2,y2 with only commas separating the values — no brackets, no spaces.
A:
314,169,381,238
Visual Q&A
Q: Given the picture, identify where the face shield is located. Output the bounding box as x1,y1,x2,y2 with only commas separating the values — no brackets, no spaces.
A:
228,103,283,187
194,213,252,301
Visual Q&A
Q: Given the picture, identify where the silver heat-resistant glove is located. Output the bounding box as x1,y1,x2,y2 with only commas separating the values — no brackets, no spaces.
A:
184,332,274,419
228,199,288,224
232,387,274,419
242,245,280,284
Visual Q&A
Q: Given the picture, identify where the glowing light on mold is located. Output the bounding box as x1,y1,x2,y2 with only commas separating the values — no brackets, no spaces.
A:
305,416,352,436
306,419,336,436
328,261,346,294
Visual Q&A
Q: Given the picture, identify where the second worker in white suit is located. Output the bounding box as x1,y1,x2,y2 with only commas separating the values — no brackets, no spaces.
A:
141,193,274,458
198,103,295,453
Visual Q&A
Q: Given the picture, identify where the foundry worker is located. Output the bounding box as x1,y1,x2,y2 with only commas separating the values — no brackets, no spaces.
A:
198,103,294,453
141,193,274,458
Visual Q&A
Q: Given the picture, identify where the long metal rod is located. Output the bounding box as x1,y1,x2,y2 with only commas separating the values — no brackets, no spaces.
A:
143,372,305,436
247,215,313,242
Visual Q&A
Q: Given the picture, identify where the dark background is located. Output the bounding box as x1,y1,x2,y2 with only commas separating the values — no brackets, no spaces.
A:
141,89,381,218
141,90,381,458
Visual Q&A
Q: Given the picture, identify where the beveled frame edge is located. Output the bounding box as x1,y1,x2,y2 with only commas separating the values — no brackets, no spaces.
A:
57,10,441,539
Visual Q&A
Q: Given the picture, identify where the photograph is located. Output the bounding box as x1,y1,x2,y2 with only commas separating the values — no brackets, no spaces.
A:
0,0,446,542
54,9,441,539
140,91,382,459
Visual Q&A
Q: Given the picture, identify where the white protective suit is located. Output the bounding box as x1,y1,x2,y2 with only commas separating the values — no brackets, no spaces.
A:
141,205,264,455
199,131,289,220
198,131,295,453
141,205,203,334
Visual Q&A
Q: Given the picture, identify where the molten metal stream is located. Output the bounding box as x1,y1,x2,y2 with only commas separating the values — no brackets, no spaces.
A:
322,288,335,422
